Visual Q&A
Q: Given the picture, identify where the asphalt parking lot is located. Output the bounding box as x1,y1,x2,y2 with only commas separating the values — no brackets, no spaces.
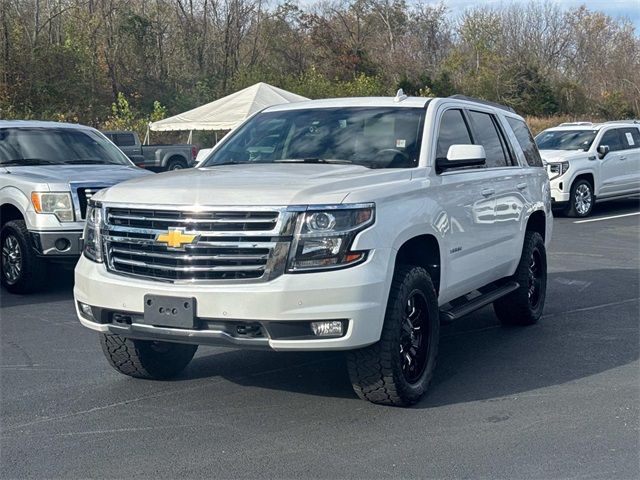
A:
1,198,639,479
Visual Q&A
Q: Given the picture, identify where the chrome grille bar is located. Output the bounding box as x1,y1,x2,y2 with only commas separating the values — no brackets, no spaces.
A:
103,206,293,283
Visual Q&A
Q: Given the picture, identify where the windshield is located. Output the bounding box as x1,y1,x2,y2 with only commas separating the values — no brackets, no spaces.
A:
0,127,134,166
202,107,425,169
535,129,597,151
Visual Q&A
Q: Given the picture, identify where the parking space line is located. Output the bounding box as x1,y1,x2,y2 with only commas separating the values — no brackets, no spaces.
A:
574,212,640,224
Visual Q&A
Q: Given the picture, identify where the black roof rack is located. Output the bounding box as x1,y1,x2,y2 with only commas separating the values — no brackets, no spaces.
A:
448,94,515,113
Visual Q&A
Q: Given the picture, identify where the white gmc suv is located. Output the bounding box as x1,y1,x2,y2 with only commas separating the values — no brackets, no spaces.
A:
74,93,553,406
536,121,640,217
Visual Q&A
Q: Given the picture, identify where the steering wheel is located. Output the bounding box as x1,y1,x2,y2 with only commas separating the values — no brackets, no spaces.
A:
376,148,411,167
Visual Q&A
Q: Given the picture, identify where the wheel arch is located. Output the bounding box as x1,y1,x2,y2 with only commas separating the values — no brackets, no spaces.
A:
525,209,546,241
571,172,596,197
1,203,24,227
393,233,442,295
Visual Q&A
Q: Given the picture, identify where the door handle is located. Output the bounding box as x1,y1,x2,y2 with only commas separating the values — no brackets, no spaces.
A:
619,156,627,160
481,188,495,197
516,182,527,190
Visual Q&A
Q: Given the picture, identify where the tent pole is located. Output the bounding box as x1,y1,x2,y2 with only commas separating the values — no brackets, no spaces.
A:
144,124,150,145
215,131,218,144
188,130,193,144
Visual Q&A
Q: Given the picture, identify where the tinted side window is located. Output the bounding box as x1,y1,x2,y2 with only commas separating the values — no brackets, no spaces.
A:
506,117,543,167
115,133,136,147
468,111,508,167
599,129,624,151
620,128,640,149
436,109,473,160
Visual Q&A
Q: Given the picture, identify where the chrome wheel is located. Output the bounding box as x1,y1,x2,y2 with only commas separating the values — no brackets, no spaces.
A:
2,235,22,284
528,248,543,309
574,183,592,216
400,291,430,384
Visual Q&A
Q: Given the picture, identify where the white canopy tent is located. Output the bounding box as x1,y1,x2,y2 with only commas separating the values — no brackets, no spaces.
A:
148,82,308,140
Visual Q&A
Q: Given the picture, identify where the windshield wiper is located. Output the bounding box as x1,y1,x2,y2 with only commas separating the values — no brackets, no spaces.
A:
1,158,58,166
273,158,354,165
64,159,109,164
207,160,247,167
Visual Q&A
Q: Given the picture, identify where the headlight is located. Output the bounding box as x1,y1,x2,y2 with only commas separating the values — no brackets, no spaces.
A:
83,203,103,263
31,192,75,222
287,204,375,272
547,161,569,180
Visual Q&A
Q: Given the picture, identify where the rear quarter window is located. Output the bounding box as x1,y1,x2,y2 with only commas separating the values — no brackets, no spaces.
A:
506,117,543,167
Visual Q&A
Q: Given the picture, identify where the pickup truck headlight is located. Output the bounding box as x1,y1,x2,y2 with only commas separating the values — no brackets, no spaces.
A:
83,203,103,263
31,192,75,222
547,161,569,180
287,204,375,272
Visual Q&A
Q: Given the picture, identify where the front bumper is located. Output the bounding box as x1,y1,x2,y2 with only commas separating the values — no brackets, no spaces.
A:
30,230,82,257
74,248,394,351
549,177,570,204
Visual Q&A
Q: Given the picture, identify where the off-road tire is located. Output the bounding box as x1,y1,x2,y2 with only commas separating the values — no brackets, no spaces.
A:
564,178,594,217
1,220,47,294
100,333,198,379
166,158,187,171
347,266,439,407
493,231,547,326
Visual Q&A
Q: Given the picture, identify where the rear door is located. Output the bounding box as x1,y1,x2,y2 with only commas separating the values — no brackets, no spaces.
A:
618,127,640,193
466,109,525,278
596,128,627,197
431,107,502,300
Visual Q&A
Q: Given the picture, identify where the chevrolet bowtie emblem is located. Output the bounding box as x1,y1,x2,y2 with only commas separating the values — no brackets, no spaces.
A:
156,228,198,249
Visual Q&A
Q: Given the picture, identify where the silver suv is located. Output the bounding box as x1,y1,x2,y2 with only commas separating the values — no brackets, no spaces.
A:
0,120,152,293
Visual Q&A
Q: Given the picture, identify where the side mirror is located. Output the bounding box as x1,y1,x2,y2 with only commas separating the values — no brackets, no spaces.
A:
597,145,609,159
436,145,486,172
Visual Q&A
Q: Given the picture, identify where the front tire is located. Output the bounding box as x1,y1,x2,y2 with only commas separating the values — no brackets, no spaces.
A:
100,334,198,379
347,266,439,406
1,220,47,294
493,231,547,326
564,179,594,217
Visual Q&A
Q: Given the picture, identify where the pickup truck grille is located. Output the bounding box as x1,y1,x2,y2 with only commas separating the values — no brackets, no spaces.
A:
77,187,103,219
103,207,292,283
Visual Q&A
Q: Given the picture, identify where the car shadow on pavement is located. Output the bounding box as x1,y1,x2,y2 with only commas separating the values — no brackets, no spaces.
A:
0,264,74,308
182,267,639,407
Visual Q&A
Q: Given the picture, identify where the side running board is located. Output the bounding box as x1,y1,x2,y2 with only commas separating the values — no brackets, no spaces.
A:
440,281,520,323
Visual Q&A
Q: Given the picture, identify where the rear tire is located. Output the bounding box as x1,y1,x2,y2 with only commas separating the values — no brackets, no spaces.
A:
1,220,47,294
493,231,547,326
347,266,439,406
564,179,594,217
167,158,187,171
100,334,197,379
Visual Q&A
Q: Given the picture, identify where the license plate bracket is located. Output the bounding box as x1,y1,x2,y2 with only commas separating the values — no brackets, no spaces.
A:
141,295,196,328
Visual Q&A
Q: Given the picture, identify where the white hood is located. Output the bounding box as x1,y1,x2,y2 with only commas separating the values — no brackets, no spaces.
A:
539,150,586,164
95,163,413,206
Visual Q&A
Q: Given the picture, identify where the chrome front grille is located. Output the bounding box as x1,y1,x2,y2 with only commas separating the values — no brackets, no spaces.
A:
103,206,295,283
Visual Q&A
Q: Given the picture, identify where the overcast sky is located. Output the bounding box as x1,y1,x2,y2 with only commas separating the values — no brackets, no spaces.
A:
442,0,640,28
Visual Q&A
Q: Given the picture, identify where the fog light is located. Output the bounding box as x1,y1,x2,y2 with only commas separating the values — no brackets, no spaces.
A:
310,320,344,337
55,237,71,251
79,302,95,321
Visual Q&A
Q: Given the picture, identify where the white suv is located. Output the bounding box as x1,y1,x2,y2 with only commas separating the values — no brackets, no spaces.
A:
536,121,640,217
74,93,552,406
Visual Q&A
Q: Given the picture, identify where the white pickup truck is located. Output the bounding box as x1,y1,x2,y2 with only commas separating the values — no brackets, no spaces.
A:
75,93,552,406
536,121,640,217
0,121,151,293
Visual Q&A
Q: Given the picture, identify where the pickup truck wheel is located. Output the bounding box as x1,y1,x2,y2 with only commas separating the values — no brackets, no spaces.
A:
565,179,594,217
493,231,547,326
347,266,439,406
1,220,47,293
167,159,187,170
100,333,198,379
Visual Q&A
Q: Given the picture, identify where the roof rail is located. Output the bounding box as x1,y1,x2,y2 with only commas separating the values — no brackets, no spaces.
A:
558,122,594,126
447,94,515,113
604,119,640,124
